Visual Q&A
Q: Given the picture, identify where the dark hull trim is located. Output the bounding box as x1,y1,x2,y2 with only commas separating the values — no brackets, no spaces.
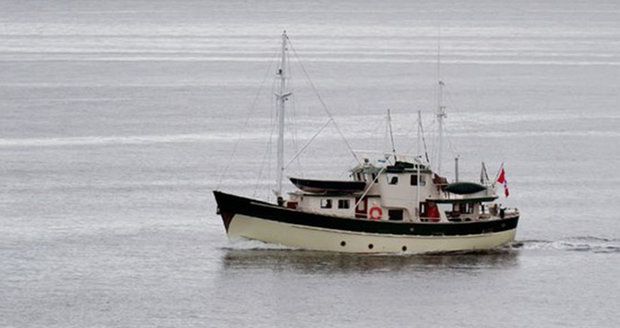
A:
214,191,519,237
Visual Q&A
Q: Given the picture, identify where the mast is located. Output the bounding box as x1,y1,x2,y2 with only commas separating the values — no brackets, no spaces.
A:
275,31,290,200
387,109,396,161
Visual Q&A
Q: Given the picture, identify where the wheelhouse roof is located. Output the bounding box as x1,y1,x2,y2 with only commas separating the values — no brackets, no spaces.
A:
427,196,499,204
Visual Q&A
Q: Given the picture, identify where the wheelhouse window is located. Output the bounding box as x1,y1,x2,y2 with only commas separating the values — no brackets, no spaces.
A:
356,199,366,211
410,174,426,186
338,199,350,209
387,174,399,185
320,199,332,209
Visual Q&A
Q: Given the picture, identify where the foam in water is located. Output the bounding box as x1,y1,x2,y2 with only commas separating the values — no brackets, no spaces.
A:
220,238,299,251
512,237,620,254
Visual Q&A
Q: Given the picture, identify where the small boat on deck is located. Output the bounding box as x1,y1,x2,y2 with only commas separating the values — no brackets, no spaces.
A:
289,177,367,194
213,31,519,254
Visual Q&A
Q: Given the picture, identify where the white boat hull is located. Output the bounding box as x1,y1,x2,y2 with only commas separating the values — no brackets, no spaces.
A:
228,214,517,254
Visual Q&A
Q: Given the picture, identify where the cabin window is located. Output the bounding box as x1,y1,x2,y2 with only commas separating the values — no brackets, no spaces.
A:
388,209,403,221
338,199,350,209
411,174,426,186
456,203,474,214
371,173,377,181
387,174,399,185
419,202,428,217
320,199,332,209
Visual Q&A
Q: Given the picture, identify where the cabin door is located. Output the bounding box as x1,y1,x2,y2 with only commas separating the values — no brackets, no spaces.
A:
355,197,367,218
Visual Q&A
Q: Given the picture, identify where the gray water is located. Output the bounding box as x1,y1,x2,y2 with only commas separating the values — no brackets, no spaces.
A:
1,1,619,327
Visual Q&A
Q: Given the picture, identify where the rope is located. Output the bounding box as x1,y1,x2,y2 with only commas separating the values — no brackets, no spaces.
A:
353,166,386,209
216,51,278,190
287,39,361,164
404,112,432,164
288,83,304,177
283,118,332,169
253,69,280,199
253,104,277,198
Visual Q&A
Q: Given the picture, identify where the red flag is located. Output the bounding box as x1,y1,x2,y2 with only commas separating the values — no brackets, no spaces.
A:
496,167,510,197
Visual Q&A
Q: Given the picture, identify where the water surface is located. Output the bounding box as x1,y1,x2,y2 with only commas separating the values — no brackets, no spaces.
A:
1,0,619,327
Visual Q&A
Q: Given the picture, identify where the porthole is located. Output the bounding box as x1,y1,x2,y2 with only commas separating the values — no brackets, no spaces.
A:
368,244,374,249
402,246,407,252
340,241,346,247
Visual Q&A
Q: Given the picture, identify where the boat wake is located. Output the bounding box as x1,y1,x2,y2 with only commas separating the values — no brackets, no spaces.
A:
218,236,620,255
219,238,298,251
510,236,620,254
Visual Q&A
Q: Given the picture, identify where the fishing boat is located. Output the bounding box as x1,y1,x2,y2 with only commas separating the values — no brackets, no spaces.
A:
213,31,519,254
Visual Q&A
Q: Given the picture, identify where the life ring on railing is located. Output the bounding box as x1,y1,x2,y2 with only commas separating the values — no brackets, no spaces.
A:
368,206,383,221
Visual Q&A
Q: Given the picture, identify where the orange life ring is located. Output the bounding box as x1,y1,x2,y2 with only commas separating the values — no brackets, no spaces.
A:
368,206,383,220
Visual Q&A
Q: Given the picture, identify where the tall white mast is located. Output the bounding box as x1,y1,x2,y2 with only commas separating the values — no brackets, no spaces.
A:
387,109,396,161
436,28,446,175
275,31,290,200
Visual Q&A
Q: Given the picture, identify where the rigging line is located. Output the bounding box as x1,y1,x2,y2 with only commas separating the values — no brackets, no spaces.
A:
444,87,485,133
439,90,461,160
444,125,458,155
283,118,333,169
401,112,420,152
288,103,304,177
387,109,397,157
287,72,304,177
420,114,431,164
404,112,431,164
265,69,279,201
254,66,280,198
265,123,276,203
353,166,387,209
369,113,387,152
289,98,304,176
254,104,278,197
338,163,356,179
216,48,279,190
287,39,361,164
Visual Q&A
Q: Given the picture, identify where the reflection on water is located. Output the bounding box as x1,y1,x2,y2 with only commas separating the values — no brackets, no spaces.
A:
220,248,520,274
